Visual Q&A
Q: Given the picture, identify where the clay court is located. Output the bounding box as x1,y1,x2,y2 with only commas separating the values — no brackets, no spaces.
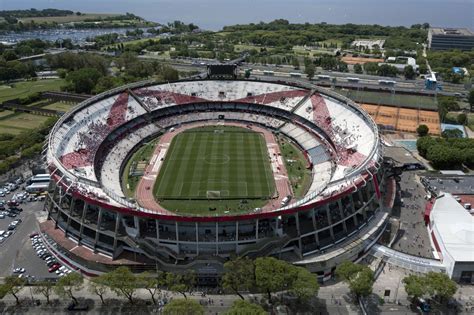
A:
361,103,441,135
341,56,384,65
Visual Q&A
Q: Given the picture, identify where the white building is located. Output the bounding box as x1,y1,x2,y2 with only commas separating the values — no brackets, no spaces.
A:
428,193,474,283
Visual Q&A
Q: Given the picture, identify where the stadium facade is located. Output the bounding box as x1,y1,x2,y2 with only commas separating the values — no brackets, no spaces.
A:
43,79,390,283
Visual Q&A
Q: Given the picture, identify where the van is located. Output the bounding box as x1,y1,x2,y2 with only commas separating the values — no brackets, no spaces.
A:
281,195,292,206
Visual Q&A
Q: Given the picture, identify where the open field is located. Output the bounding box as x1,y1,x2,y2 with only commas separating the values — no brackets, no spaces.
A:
18,13,120,24
43,102,76,113
0,79,64,103
155,126,275,214
122,138,161,198
341,56,384,65
337,88,438,110
0,113,49,130
0,110,14,118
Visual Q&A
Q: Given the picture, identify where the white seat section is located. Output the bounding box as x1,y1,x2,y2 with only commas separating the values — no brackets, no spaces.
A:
323,96,375,157
100,124,162,197
51,93,146,181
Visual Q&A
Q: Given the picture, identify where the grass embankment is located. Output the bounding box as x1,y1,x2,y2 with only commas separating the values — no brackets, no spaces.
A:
277,136,312,198
121,138,160,198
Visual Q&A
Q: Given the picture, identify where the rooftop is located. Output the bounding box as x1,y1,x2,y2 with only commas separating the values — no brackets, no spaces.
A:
430,193,474,262
430,27,474,36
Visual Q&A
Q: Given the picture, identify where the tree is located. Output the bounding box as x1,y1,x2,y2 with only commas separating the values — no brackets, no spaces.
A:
255,257,293,303
377,64,398,77
336,261,374,298
305,63,315,80
442,128,463,139
2,276,26,304
225,300,266,315
88,274,109,305
165,271,196,299
416,124,429,137
363,62,379,75
354,63,363,74
138,271,164,305
104,266,140,303
403,274,428,300
289,267,320,302
425,272,457,301
54,272,84,305
457,113,467,125
161,65,179,81
468,90,474,111
292,57,300,70
222,256,255,300
163,298,204,315
33,281,55,305
65,67,102,94
404,65,416,79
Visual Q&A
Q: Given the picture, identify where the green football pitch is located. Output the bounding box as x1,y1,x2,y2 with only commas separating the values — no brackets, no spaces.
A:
154,126,275,214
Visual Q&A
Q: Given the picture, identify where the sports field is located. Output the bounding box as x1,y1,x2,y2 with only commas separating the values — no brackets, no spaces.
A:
154,126,275,213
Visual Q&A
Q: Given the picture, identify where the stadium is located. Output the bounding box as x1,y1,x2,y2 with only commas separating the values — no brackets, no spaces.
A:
42,74,389,283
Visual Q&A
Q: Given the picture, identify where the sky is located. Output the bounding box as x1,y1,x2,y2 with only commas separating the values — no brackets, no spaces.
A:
0,0,472,30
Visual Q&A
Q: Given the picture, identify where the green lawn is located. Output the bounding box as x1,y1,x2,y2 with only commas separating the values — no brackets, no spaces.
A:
336,88,438,110
278,136,312,197
0,113,49,130
43,102,76,113
155,126,275,215
0,79,64,103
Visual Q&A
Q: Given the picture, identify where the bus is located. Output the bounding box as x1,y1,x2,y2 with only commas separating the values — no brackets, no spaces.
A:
378,79,396,86
263,70,274,76
289,72,302,78
317,75,331,80
27,174,50,185
347,77,360,83
25,182,49,194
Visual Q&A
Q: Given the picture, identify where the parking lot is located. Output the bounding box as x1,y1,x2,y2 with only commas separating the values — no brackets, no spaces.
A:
0,182,59,280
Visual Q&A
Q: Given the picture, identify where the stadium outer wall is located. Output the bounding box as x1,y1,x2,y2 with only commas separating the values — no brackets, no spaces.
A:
42,78,390,284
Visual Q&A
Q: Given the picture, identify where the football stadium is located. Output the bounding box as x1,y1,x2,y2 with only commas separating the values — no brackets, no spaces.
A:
42,74,390,283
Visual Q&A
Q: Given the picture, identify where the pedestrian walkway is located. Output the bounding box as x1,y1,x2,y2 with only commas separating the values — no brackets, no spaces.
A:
369,244,445,273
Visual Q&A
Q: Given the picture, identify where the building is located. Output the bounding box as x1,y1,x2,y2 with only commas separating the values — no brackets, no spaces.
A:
351,39,385,50
428,27,474,51
42,79,389,283
379,56,418,72
427,193,474,283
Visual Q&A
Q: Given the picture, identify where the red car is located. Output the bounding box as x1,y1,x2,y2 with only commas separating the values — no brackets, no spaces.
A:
48,264,60,273
29,232,39,238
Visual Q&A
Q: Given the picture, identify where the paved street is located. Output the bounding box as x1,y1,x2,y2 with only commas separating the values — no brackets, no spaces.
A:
391,171,433,258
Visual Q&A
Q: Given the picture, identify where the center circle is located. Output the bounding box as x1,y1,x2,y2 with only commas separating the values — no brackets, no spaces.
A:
204,154,230,165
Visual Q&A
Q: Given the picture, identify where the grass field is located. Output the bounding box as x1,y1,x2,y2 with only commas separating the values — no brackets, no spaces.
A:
43,102,76,113
0,113,49,130
0,79,64,103
336,88,438,110
155,126,275,215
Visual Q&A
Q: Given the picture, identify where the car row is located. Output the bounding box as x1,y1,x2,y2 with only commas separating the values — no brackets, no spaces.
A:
30,233,72,277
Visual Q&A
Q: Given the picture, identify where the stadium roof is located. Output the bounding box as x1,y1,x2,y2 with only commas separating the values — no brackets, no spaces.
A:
430,193,474,262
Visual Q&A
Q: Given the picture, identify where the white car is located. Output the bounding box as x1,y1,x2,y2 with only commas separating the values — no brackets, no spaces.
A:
13,268,25,274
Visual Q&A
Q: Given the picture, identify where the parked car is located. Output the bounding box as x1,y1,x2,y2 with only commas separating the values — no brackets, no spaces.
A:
48,264,60,273
13,268,25,274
